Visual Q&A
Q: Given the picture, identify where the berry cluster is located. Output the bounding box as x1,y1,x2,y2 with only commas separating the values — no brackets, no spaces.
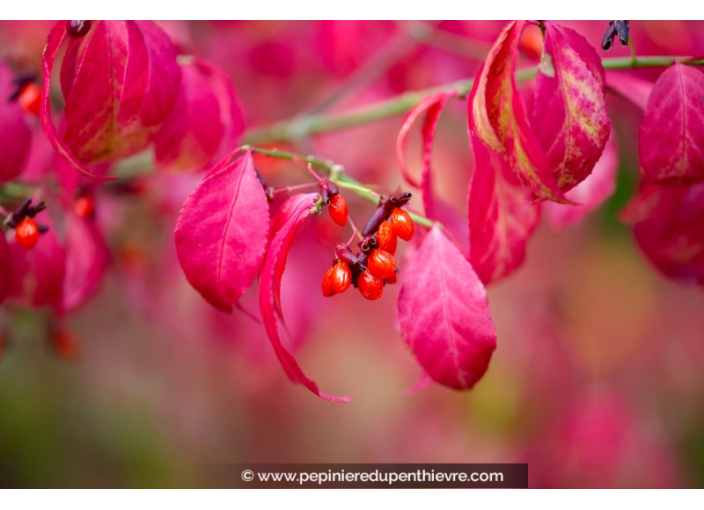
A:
321,192,414,301
4,198,48,250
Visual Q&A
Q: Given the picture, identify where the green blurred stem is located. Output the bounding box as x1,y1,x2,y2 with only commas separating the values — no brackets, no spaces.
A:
243,55,704,144
0,183,35,200
245,146,435,229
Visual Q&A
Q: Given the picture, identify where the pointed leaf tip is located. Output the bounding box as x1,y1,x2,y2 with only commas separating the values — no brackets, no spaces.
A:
259,193,351,402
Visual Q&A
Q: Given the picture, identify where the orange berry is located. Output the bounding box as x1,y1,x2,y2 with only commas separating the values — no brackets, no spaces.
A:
377,221,397,255
330,262,352,294
389,208,414,241
328,194,348,226
15,217,39,250
366,249,396,280
18,82,41,116
357,271,383,301
74,194,95,219
322,267,336,297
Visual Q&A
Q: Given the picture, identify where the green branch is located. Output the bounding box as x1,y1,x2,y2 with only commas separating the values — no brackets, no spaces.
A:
243,55,704,144
245,146,435,229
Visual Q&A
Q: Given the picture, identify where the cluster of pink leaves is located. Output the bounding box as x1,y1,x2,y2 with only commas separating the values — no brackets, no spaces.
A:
3,20,704,401
0,20,243,318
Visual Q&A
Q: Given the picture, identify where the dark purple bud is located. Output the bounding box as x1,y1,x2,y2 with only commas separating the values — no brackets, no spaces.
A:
66,20,92,38
37,223,49,234
335,244,358,265
358,234,378,253
362,202,391,236
614,20,630,46
396,192,412,208
27,201,46,217
321,187,331,206
327,181,339,196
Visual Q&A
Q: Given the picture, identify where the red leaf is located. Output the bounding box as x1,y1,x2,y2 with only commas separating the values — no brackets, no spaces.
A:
468,135,540,285
639,63,704,184
468,20,566,203
259,193,351,402
60,212,111,313
606,73,653,112
0,62,31,182
398,226,497,390
532,22,611,192
396,92,454,210
174,150,270,312
621,181,704,285
42,21,180,178
154,59,244,172
545,132,619,228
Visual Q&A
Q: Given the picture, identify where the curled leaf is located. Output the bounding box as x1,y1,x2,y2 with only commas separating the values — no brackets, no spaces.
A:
42,20,181,178
398,226,497,390
259,193,351,402
468,135,540,285
468,20,566,203
639,63,704,184
175,150,270,312
154,59,244,172
532,22,610,192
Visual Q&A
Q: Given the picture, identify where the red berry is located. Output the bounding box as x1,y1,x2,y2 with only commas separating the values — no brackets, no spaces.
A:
386,273,398,285
357,271,383,301
328,194,348,227
74,194,95,219
366,249,396,280
390,208,414,241
377,221,397,255
330,262,352,294
66,20,91,38
18,82,41,116
15,217,39,250
322,267,336,297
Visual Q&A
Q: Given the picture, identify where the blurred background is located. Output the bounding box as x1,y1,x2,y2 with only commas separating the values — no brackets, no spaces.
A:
0,20,703,488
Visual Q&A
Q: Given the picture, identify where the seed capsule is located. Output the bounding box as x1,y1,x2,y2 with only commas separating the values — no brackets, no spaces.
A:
386,273,398,285
376,221,397,255
66,20,92,38
330,262,352,294
389,208,414,241
15,217,39,249
322,268,336,297
74,194,95,219
18,83,41,116
366,249,396,280
357,271,383,301
328,194,348,226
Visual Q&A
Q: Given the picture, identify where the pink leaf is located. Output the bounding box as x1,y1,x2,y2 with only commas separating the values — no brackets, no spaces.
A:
398,226,497,390
545,132,619,228
154,59,244,172
174,150,270,312
468,20,567,203
60,212,111,313
396,92,454,199
468,135,540,285
42,21,180,178
0,62,31,182
621,181,704,285
532,22,611,192
639,63,704,184
259,193,351,402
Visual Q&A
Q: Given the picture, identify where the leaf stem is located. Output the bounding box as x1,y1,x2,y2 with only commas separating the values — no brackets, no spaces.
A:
242,54,704,144
246,145,436,229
